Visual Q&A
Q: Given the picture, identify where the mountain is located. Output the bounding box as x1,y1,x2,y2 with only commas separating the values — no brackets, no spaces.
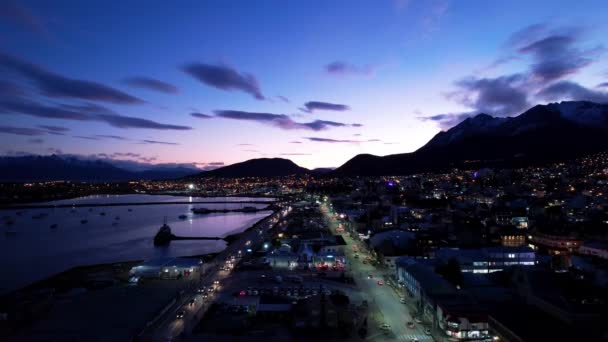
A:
335,101,608,176
0,155,199,182
197,158,309,178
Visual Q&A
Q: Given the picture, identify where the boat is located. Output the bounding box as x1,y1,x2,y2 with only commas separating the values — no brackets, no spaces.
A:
242,206,258,212
115,216,120,220
81,219,88,224
50,224,58,229
154,218,173,246
178,214,188,220
128,209,133,212
100,212,106,216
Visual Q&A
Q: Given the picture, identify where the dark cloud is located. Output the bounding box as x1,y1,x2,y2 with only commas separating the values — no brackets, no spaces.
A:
182,63,264,100
213,109,357,131
0,79,25,96
124,77,178,94
0,98,91,120
351,123,363,127
95,134,130,141
304,137,379,143
505,23,548,48
28,138,44,144
38,125,69,132
140,139,179,145
301,101,350,113
207,162,225,166
518,34,601,83
95,113,191,130
0,0,48,36
289,141,302,144
47,148,63,154
190,112,213,119
73,135,100,140
0,51,143,104
418,112,476,130
536,81,608,103
277,95,290,103
0,125,47,136
325,61,373,76
597,82,608,88
446,74,530,116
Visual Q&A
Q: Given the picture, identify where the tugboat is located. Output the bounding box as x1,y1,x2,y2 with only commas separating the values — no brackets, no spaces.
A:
154,217,173,246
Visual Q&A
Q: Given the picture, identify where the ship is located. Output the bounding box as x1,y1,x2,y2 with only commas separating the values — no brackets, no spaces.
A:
154,217,174,246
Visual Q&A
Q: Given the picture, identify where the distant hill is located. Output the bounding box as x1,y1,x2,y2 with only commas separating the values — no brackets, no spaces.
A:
0,155,199,182
335,101,608,176
197,158,309,178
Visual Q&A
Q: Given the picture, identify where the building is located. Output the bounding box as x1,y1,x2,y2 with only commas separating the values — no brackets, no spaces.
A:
396,261,492,341
578,241,608,259
528,233,582,253
129,257,202,279
436,246,536,273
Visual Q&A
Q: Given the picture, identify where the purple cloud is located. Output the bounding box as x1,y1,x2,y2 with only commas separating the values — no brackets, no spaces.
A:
597,82,608,88
73,135,100,140
536,81,608,103
325,61,373,76
140,139,179,145
0,0,48,36
0,125,47,136
38,125,69,133
301,101,350,113
190,112,213,119
95,134,130,141
289,141,302,144
0,51,143,104
277,95,290,103
418,112,476,130
124,77,178,94
28,138,44,144
304,137,380,143
182,63,264,100
213,109,357,131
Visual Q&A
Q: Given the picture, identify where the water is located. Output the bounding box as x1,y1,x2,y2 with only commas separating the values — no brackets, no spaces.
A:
0,194,273,295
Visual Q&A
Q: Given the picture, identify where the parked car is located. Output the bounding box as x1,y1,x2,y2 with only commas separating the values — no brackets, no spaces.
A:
407,321,415,329
377,280,384,286
424,328,431,335
176,310,185,319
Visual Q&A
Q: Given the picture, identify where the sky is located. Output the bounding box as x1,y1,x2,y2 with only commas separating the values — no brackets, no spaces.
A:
1,0,607,170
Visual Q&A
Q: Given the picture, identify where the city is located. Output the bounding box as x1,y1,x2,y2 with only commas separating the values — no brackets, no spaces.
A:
1,1,608,341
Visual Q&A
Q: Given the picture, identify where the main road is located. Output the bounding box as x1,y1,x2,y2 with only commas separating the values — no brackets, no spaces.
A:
141,205,292,342
320,203,435,342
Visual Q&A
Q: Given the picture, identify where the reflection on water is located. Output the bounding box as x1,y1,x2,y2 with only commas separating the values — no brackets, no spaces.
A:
0,195,273,294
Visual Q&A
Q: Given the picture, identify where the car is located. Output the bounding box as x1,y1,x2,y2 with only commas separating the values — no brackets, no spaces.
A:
407,321,415,329
197,287,206,293
176,310,185,319
188,299,196,306
377,280,384,286
368,274,374,279
380,323,391,330
424,328,431,335
409,338,419,342
213,280,220,285
354,254,359,259
400,298,406,304
202,293,208,299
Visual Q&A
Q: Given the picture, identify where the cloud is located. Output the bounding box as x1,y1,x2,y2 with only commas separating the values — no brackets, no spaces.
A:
0,0,48,36
0,51,143,104
190,112,213,119
304,137,381,143
213,109,358,131
325,61,374,77
596,82,608,88
124,77,178,94
0,125,47,136
28,138,44,144
518,34,602,83
0,79,25,96
536,81,608,103
47,148,63,154
418,112,476,130
301,101,350,113
243,149,261,153
95,134,129,141
446,74,530,116
38,125,69,133
289,141,302,144
237,143,254,146
383,142,400,145
182,63,264,100
277,95,290,103
140,139,180,145
73,135,100,140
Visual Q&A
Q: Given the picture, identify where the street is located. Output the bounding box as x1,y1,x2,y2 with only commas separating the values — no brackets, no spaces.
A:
321,203,435,342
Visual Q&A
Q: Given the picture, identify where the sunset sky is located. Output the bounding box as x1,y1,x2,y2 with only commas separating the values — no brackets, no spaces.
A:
1,0,607,169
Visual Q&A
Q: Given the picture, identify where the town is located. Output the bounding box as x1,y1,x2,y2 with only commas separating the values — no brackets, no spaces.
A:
2,150,608,341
